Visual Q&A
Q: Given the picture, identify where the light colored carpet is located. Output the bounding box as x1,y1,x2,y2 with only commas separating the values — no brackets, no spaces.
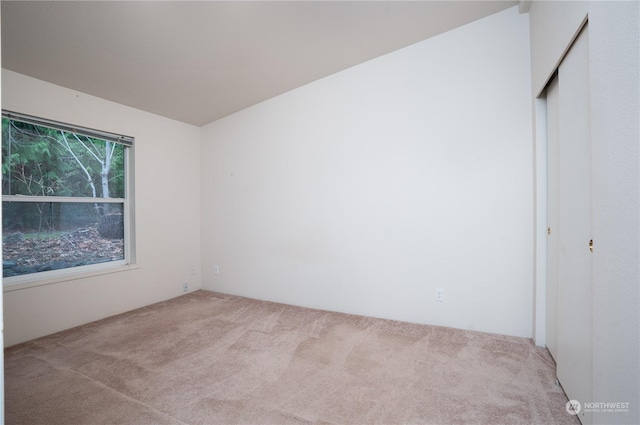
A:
5,290,579,425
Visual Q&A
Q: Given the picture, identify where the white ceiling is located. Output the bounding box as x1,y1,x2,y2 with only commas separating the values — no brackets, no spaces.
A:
2,1,517,126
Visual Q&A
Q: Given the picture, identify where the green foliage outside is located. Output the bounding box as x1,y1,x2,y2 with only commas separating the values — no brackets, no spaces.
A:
2,117,125,233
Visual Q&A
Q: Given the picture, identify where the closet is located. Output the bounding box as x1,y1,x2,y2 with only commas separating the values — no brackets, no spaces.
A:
545,24,592,425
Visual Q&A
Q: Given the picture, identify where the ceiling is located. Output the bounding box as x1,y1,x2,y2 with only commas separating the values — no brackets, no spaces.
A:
2,1,517,126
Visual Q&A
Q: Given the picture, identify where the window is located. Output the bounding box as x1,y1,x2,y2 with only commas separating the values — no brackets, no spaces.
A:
2,111,135,285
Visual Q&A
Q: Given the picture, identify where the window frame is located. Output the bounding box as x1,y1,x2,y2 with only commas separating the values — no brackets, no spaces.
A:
2,110,136,290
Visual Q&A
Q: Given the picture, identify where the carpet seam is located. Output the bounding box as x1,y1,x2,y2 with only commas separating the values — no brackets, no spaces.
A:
67,366,189,425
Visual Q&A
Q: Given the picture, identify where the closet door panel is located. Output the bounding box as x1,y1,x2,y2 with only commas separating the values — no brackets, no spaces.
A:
556,25,593,425
546,75,559,362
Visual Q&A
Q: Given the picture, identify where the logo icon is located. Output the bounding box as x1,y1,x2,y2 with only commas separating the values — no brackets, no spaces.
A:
566,400,581,415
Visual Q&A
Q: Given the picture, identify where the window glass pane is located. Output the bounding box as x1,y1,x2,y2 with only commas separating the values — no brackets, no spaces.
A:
3,202,124,278
2,118,125,198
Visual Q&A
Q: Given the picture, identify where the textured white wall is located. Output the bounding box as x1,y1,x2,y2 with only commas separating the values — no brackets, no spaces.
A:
529,1,640,423
201,7,533,338
2,70,203,347
589,2,639,424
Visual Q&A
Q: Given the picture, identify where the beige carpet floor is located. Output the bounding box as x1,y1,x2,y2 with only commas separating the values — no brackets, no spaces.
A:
5,290,579,425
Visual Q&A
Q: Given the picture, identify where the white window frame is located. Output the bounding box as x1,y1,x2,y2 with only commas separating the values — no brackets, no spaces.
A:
2,111,136,291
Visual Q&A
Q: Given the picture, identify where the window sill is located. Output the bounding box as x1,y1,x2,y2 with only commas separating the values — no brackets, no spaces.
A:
3,263,140,293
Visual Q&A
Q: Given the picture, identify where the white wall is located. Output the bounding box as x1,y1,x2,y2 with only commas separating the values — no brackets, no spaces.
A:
201,7,533,338
529,1,639,423
2,70,202,347
589,2,639,424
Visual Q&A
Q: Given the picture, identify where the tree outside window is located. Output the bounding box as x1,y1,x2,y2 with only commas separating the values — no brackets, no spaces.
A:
2,114,133,280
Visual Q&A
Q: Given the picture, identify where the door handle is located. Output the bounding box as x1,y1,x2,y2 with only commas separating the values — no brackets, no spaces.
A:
589,239,593,253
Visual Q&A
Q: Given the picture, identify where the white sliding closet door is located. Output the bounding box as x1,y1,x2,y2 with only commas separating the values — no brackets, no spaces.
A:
546,75,559,362
547,25,593,425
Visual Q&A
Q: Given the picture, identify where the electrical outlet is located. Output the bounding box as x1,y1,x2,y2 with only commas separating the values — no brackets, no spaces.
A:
436,288,444,302
183,282,189,293
190,265,196,275
213,265,219,275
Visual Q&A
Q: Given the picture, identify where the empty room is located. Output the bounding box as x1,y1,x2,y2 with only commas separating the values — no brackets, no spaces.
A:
1,1,638,424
